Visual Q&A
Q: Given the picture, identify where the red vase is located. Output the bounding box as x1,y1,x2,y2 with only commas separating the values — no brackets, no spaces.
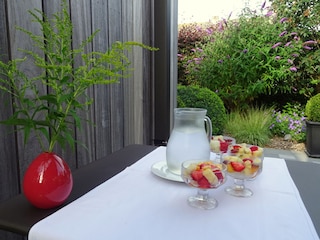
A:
23,152,73,209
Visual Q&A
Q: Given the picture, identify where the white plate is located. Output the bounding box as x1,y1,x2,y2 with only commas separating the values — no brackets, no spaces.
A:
151,161,183,182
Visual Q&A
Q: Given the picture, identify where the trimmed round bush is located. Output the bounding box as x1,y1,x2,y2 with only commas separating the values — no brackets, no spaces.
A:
177,85,227,134
306,93,320,122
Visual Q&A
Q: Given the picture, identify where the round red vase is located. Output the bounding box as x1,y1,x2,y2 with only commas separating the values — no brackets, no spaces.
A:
23,152,73,209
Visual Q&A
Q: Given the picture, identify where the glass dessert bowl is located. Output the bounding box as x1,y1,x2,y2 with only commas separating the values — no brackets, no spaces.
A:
181,160,227,210
210,135,236,161
222,144,264,197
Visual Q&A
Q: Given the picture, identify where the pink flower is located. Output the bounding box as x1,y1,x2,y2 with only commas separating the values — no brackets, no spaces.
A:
285,42,292,47
279,31,287,37
280,17,288,23
290,67,297,72
303,40,317,45
265,11,273,17
303,46,312,50
272,42,282,49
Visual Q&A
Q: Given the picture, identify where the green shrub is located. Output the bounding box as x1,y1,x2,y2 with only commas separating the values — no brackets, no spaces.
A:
177,85,226,134
224,107,274,146
305,93,320,122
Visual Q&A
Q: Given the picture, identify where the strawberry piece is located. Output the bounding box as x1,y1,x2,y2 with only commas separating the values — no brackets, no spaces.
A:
213,169,224,181
250,146,259,152
197,177,211,188
220,141,229,153
242,158,253,163
199,163,209,169
230,145,241,153
231,162,245,172
191,170,203,181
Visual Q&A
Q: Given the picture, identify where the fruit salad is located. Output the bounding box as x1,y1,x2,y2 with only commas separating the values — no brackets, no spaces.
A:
181,161,226,189
229,144,264,159
210,135,235,153
222,144,263,179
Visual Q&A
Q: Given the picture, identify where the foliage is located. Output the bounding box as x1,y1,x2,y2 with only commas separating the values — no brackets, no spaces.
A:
305,93,320,122
270,103,306,142
178,22,219,85
178,22,218,52
0,2,156,153
224,106,274,146
270,0,320,40
270,0,320,97
186,6,318,110
177,85,226,135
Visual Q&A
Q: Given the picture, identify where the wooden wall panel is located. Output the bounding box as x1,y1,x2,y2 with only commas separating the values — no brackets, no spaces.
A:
0,1,156,239
7,0,45,179
0,0,20,202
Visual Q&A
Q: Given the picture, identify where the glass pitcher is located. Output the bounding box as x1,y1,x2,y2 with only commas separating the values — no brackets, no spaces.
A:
166,108,212,175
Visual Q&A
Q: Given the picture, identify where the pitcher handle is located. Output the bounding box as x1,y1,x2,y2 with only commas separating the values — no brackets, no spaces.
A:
204,116,212,142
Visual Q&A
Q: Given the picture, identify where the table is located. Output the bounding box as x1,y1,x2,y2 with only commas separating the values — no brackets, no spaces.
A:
0,144,157,235
0,144,319,239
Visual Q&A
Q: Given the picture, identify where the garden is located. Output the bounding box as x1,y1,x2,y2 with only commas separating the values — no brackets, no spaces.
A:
177,0,320,150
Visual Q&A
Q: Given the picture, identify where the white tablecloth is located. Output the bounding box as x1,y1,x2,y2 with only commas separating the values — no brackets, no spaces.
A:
29,146,319,240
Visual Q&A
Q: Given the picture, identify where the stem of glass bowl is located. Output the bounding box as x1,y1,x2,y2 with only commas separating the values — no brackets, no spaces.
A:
225,178,253,197
197,189,209,200
187,189,218,210
233,178,246,191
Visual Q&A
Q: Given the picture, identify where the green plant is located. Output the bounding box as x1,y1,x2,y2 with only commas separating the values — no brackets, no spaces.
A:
270,0,320,40
270,0,320,97
224,107,274,146
177,85,226,135
270,103,306,142
177,23,217,85
305,93,320,122
0,1,156,153
187,7,312,110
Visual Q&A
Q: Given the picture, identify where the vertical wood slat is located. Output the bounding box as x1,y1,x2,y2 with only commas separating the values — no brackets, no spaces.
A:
0,2,156,239
122,0,136,145
69,0,96,168
91,0,113,159
7,0,45,179
132,0,144,144
108,0,125,152
142,0,155,145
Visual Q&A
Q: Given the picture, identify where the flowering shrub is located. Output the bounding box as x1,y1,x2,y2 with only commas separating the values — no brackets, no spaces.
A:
270,0,319,41
178,23,218,85
179,2,319,111
270,103,306,142
186,4,318,110
270,0,320,97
